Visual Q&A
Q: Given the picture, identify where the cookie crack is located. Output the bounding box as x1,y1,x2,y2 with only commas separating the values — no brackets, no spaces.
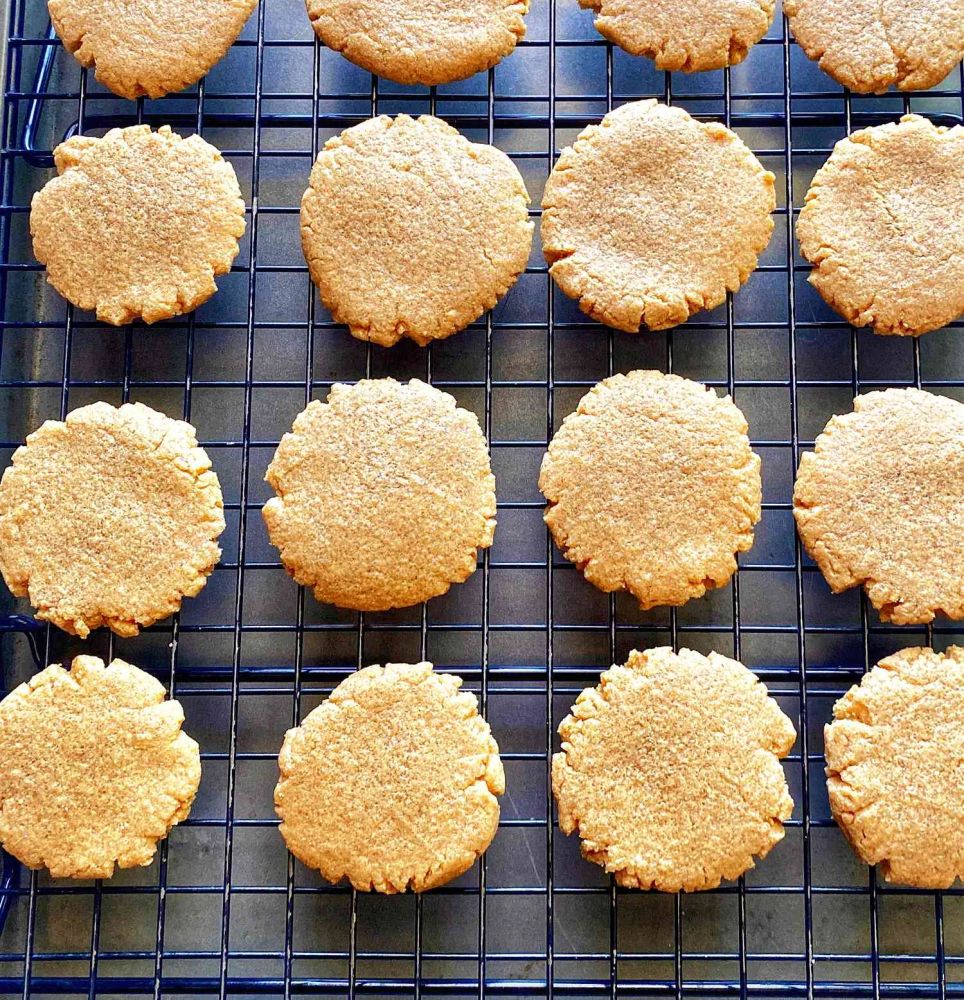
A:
876,0,898,79
875,0,915,88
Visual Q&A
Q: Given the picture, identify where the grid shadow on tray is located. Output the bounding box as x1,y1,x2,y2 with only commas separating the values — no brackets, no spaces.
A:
1,0,964,996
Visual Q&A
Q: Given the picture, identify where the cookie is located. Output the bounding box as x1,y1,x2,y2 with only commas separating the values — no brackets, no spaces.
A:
784,0,964,94
553,647,796,892
0,401,224,638
301,114,533,348
263,378,496,611
581,0,774,72
48,0,257,99
276,662,504,892
0,655,200,879
539,370,761,609
31,125,245,325
825,646,964,888
797,115,964,337
306,0,528,85
794,388,964,625
541,100,775,332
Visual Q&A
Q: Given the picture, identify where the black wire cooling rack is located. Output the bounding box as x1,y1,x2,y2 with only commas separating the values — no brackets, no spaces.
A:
2,0,964,996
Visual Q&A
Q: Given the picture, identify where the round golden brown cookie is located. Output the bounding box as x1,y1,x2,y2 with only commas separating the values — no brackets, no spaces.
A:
0,655,200,879
48,0,257,99
539,370,761,609
580,0,774,71
825,646,964,888
306,0,528,85
552,647,796,892
301,114,533,348
30,125,245,325
276,662,504,892
0,401,224,638
797,115,964,337
794,388,964,625
263,378,496,611
541,99,775,332
784,0,964,94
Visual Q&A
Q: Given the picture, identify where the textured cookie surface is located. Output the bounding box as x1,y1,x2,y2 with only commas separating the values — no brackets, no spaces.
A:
552,647,796,892
797,115,964,337
276,662,504,892
48,0,256,99
784,0,964,93
825,646,964,888
581,0,774,71
541,100,775,332
301,115,532,348
31,125,245,325
306,0,527,85
0,401,224,638
0,655,200,879
539,370,761,609
794,388,964,625
263,379,496,611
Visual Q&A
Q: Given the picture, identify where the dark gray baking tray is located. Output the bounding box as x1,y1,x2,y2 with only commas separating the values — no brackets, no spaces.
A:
1,0,964,995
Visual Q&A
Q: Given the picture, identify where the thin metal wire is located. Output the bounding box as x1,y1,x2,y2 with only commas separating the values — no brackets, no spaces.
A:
932,69,964,1000
603,37,619,1000
782,15,816,1000
282,34,321,1000
216,5,267,997
722,57,750,1000
150,70,206,1000
657,65,688,1000
19,34,89,1000
477,60,497,1000
545,3,557,998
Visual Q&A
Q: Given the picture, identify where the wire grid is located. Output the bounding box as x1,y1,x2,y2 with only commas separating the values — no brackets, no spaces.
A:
1,0,964,996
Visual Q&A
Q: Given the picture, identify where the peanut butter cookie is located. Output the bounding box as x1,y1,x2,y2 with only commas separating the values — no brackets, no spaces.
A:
0,655,200,879
825,646,964,888
48,0,257,100
797,115,964,337
263,378,496,611
301,115,532,348
0,401,224,638
540,370,761,609
276,662,504,892
553,647,796,891
581,0,774,72
541,100,775,332
306,0,528,85
31,125,245,325
794,388,964,625
784,0,964,93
